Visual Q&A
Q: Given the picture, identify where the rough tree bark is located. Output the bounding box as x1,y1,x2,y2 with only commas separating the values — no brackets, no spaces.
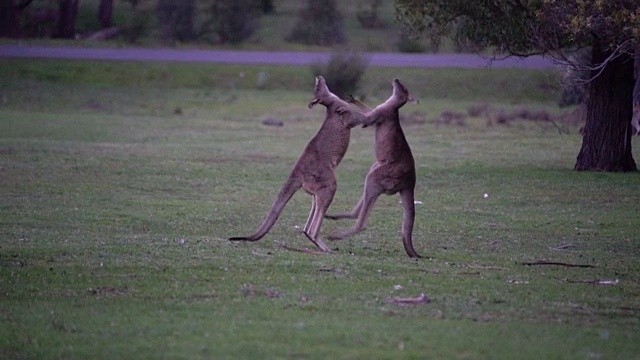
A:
55,0,79,39
574,41,637,172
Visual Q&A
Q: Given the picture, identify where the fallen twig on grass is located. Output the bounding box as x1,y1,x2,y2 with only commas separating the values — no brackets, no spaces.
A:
274,241,329,255
251,250,271,257
386,293,430,305
548,243,576,251
521,260,596,268
468,265,506,270
566,278,619,285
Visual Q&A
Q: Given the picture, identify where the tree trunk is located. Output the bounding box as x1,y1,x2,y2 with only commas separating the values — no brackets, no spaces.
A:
0,0,22,38
55,0,78,39
98,0,113,28
574,42,637,172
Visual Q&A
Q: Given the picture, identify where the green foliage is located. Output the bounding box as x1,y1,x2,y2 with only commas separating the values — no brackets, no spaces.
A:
287,0,346,46
394,0,640,55
310,50,369,97
394,1,536,55
203,0,262,45
537,0,640,48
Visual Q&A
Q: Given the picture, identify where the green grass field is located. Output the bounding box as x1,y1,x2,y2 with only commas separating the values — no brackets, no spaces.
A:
1,59,640,359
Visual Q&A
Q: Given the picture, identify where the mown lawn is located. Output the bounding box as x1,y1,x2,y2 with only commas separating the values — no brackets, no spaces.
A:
1,59,639,359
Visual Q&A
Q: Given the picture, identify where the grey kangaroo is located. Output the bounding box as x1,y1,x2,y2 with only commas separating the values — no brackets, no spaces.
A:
229,76,363,252
327,79,421,258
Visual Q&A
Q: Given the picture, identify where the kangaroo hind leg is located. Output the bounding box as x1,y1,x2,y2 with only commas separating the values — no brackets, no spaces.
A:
325,195,362,220
328,175,383,240
303,195,317,234
303,186,335,252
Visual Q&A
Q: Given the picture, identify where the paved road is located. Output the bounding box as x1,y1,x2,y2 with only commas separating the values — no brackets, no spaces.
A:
0,44,556,69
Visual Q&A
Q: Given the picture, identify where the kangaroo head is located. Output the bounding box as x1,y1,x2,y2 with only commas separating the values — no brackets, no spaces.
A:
390,79,418,108
308,75,342,109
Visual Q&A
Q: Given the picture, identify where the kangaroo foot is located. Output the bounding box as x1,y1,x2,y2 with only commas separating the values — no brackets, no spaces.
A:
303,231,332,252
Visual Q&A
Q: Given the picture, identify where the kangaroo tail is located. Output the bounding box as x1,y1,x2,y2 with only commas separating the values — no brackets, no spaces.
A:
229,176,301,242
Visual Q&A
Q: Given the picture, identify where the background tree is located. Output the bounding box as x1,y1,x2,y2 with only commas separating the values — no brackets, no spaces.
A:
0,0,35,38
395,0,640,172
98,0,113,28
54,0,79,39
287,0,346,46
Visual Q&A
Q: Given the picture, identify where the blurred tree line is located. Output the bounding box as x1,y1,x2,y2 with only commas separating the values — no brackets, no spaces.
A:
0,0,370,46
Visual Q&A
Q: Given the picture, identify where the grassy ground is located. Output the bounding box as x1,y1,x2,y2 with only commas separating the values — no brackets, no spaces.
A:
1,59,640,359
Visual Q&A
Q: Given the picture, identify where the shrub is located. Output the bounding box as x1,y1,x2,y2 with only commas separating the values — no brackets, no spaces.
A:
155,0,196,42
467,103,492,117
121,9,153,44
287,0,346,46
204,0,262,45
395,29,427,53
310,50,369,97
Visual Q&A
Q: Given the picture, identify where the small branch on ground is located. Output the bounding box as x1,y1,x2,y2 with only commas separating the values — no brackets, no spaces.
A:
566,278,619,285
251,250,271,257
386,293,430,305
468,265,506,270
548,243,576,251
521,259,596,268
